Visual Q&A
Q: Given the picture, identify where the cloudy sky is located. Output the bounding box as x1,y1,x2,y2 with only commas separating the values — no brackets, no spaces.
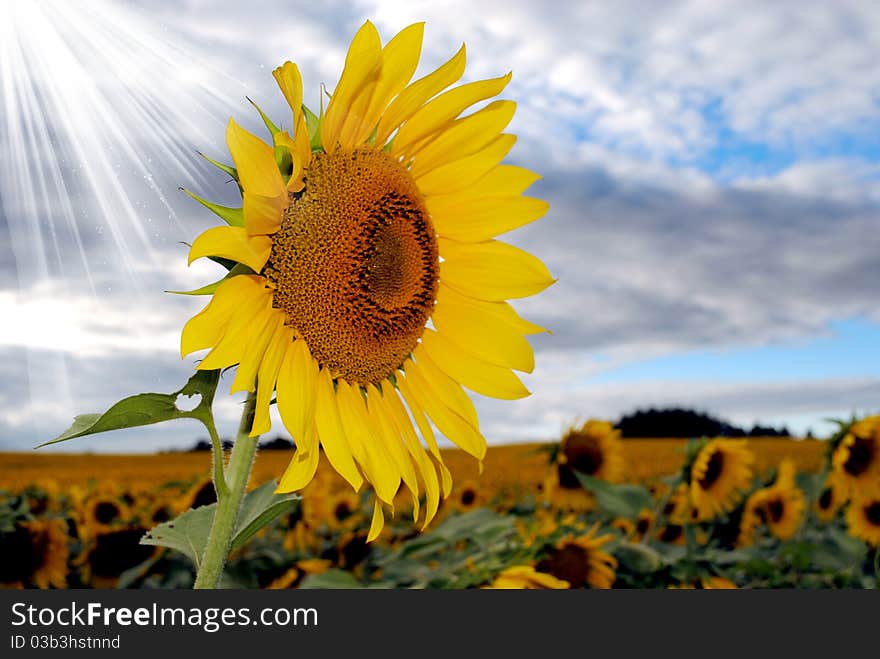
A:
0,0,878,452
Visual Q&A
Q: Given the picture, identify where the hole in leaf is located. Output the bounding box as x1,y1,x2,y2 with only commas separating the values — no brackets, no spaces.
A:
175,393,202,412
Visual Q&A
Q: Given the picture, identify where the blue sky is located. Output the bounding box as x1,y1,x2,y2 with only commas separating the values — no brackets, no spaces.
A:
0,0,877,452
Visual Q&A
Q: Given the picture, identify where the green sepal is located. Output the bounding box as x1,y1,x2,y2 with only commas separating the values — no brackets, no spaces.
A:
198,151,239,183
303,104,323,151
208,255,238,271
166,263,253,296
180,188,244,227
248,96,280,136
274,144,293,181
38,370,221,448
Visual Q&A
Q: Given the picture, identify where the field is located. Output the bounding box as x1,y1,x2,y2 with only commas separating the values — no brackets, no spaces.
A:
1,432,878,589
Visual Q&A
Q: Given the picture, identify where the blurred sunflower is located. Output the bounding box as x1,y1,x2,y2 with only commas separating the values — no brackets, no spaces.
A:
535,524,617,589
80,527,157,589
179,476,218,512
688,439,754,521
80,495,132,540
485,565,570,589
303,490,362,531
0,519,69,589
634,508,656,542
832,416,880,495
814,473,847,523
611,517,635,538
661,483,691,525
738,467,806,545
452,479,485,512
542,420,623,511
846,492,880,547
656,523,686,546
181,20,551,540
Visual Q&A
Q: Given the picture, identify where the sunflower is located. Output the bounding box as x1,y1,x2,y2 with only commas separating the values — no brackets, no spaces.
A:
832,416,880,495
79,494,132,540
485,565,570,589
634,508,656,542
535,524,617,589
179,476,219,512
452,479,485,512
738,468,806,545
814,473,847,523
0,519,69,589
302,490,362,531
80,527,158,589
846,492,880,547
558,419,625,483
181,21,551,541
688,439,754,521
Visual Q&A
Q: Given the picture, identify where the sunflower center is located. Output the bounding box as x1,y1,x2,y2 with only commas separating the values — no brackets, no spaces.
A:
564,435,605,476
818,488,833,511
461,488,477,506
865,502,880,526
697,450,725,490
94,501,121,525
843,436,874,476
0,526,41,582
766,497,785,523
537,545,590,588
334,502,352,521
265,147,438,385
660,524,683,543
89,528,154,578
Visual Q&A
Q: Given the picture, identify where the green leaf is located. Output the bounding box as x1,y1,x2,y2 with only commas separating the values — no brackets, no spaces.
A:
180,188,244,227
615,542,662,574
166,264,252,296
229,481,300,553
140,480,299,568
299,569,364,589
302,104,322,151
574,473,654,519
39,370,220,448
140,504,216,569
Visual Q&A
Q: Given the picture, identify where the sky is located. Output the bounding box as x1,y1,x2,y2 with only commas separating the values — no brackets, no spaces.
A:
0,0,878,453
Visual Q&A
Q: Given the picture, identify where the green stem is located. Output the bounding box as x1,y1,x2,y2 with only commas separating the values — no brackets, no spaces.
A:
193,392,259,589
203,414,229,498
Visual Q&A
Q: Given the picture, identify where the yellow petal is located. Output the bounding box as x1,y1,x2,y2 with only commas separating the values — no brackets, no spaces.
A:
439,237,555,301
230,309,282,394
394,375,453,494
181,275,263,358
430,194,548,243
313,369,364,491
381,386,441,527
336,380,399,504
188,226,272,272
394,72,511,155
367,385,421,520
416,135,516,196
197,289,273,371
226,117,287,199
277,426,320,493
409,346,480,428
349,22,424,146
272,61,303,127
447,164,542,199
409,100,516,178
250,318,292,436
436,282,545,357
399,366,486,460
368,497,385,542
243,192,286,236
276,339,317,445
375,44,466,145
322,21,383,150
419,328,530,400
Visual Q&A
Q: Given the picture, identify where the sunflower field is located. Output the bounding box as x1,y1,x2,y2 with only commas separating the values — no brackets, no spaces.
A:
2,415,878,590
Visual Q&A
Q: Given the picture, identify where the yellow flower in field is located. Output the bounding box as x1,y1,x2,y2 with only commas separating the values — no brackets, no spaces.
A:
558,419,625,483
0,519,69,589
670,576,737,589
846,492,880,547
738,466,806,545
689,439,754,521
80,527,158,589
611,517,635,537
80,494,132,540
814,473,848,523
535,524,618,589
181,21,552,541
662,483,691,524
303,490,362,531
634,508,656,541
832,416,880,495
485,565,570,589
452,479,484,512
